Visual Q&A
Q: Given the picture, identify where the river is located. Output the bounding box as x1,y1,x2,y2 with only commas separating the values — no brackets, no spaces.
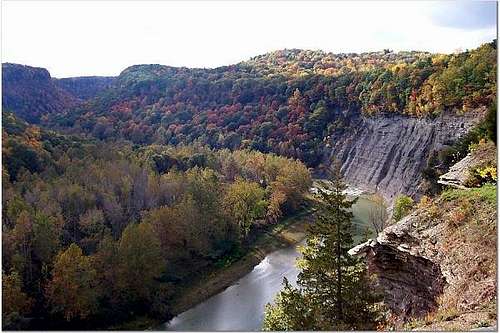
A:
161,191,384,331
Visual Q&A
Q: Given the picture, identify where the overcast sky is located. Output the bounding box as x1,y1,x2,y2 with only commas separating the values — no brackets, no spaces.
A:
2,1,497,78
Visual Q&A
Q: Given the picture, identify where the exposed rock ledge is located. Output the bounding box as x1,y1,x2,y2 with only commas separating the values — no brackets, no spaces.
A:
437,153,477,189
349,212,447,321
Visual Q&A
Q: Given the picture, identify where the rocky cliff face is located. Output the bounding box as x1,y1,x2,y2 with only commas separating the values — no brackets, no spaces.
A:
350,170,497,329
324,110,484,203
349,214,447,321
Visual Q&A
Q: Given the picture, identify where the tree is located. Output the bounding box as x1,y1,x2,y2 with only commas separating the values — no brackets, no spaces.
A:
272,161,312,213
11,211,34,285
263,164,382,330
262,278,314,331
2,270,33,329
223,179,267,239
392,195,414,221
78,209,108,254
117,222,165,305
33,213,61,265
367,194,388,235
45,243,99,321
91,235,121,310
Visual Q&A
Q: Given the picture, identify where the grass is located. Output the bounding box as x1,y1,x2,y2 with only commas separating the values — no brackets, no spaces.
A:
441,183,497,205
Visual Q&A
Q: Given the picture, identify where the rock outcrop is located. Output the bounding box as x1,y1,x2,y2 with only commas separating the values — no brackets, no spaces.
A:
349,213,447,321
438,140,497,189
437,153,477,189
325,110,484,203
350,175,497,328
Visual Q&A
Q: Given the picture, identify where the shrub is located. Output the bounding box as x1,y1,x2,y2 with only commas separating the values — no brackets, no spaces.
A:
392,195,414,221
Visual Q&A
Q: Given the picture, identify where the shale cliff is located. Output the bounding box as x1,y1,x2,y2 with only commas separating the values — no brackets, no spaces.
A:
325,110,485,203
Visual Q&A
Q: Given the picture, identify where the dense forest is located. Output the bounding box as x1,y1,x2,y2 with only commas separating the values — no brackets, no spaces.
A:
2,112,311,328
43,41,497,166
3,42,496,167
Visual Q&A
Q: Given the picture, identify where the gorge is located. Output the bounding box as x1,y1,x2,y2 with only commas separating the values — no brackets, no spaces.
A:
2,41,496,330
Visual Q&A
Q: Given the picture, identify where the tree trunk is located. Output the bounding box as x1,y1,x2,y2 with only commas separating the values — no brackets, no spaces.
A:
336,194,343,322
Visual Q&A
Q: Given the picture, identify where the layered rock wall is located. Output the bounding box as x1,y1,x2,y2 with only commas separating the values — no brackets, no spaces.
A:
325,110,483,203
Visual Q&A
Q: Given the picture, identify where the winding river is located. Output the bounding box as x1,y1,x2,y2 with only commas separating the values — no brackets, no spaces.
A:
161,191,384,331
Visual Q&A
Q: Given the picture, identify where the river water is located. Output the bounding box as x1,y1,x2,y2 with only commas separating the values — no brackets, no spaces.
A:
162,192,383,331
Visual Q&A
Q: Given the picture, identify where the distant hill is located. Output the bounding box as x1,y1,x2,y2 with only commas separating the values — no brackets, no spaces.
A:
54,76,116,100
2,41,496,167
2,63,116,123
2,63,79,123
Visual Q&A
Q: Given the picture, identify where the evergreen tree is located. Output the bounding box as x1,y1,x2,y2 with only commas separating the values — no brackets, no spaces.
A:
263,164,382,330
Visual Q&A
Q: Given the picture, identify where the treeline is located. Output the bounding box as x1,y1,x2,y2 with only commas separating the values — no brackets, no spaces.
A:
41,42,497,166
2,113,312,329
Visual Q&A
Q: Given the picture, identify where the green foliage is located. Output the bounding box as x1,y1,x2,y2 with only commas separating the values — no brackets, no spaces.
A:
263,165,382,330
32,213,61,264
224,179,267,238
7,43,492,167
441,184,497,205
1,113,312,328
117,223,165,305
263,278,314,330
393,195,414,221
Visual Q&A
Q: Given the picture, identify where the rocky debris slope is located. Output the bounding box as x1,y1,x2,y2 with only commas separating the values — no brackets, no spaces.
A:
326,110,485,203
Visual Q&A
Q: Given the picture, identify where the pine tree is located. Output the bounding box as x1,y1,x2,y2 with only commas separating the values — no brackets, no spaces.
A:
263,163,382,330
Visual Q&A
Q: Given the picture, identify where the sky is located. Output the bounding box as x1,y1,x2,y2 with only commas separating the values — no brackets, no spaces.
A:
1,1,497,78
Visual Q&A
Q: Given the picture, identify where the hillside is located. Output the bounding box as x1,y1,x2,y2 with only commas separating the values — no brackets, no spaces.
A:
1,41,497,331
54,76,116,100
2,111,313,329
3,42,495,202
2,64,79,123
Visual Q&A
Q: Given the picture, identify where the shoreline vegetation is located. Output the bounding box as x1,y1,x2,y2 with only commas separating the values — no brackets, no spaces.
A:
125,188,380,331
115,201,316,330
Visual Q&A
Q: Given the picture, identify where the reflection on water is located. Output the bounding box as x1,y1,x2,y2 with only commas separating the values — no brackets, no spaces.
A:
162,192,384,331
163,244,303,331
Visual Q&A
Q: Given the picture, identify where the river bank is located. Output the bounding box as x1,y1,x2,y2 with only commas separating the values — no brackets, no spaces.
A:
110,202,315,330
117,188,383,330
168,205,314,318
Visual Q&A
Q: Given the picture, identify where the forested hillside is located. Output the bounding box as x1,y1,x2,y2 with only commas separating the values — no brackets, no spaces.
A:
35,41,496,166
54,76,116,100
2,112,311,329
2,64,79,124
